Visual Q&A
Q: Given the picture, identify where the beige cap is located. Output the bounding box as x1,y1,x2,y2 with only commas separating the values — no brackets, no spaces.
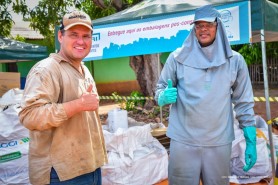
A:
60,10,92,30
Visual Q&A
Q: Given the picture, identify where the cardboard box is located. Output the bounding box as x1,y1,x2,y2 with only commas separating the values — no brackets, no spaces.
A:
0,72,20,96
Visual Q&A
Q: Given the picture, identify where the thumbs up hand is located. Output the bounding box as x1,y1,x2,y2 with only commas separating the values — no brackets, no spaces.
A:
79,84,99,111
63,84,99,118
158,79,177,107
86,84,93,93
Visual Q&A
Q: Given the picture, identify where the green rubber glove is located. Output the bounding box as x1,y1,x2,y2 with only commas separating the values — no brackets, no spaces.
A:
158,79,177,107
243,126,257,172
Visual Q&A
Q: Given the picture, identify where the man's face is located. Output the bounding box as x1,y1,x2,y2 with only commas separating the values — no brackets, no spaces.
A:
194,21,217,47
58,25,92,62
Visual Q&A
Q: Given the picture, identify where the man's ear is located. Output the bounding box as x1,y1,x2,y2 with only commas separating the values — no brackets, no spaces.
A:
58,30,63,43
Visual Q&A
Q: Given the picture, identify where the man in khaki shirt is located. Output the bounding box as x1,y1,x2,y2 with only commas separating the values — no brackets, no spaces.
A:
19,10,107,185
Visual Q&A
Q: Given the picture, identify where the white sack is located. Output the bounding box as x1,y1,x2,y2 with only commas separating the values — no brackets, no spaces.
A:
230,116,272,184
0,137,30,185
102,125,168,185
0,89,30,185
0,88,23,108
0,105,28,140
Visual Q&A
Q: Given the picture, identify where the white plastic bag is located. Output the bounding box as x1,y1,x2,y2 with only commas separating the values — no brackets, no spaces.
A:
0,136,30,185
0,89,31,185
0,88,23,109
0,105,28,140
102,125,168,185
230,116,272,184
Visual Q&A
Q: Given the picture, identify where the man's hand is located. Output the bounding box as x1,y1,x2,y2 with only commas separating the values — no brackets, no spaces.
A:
79,84,99,111
158,79,177,107
63,84,99,118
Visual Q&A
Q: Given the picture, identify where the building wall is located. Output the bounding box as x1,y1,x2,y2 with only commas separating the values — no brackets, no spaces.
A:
0,64,4,72
3,56,139,95
93,57,140,95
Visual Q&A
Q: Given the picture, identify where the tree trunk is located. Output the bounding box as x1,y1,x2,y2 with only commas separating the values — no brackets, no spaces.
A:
130,54,162,108
91,0,106,9
112,0,123,11
92,0,161,108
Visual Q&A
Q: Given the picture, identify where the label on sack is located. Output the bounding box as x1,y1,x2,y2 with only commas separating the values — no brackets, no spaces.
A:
0,137,29,149
0,137,29,163
0,151,21,163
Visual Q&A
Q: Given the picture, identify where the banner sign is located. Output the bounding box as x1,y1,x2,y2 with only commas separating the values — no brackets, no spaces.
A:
84,1,250,61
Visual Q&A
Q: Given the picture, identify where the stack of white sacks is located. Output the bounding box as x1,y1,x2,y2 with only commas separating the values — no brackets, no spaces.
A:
0,89,277,184
0,89,31,185
105,109,276,184
102,108,168,185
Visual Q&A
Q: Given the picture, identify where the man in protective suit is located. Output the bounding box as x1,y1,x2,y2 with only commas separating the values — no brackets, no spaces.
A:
155,5,257,185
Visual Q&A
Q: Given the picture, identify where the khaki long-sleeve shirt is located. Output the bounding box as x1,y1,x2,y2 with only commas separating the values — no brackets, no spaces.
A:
19,53,107,185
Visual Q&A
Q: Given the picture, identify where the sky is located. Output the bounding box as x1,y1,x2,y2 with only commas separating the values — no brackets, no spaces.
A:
8,0,75,39
9,0,41,39
9,0,38,22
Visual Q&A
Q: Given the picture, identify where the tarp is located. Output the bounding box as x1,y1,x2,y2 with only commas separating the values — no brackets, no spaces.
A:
92,0,242,26
85,0,278,61
92,0,278,41
0,37,48,63
87,0,249,61
251,0,278,42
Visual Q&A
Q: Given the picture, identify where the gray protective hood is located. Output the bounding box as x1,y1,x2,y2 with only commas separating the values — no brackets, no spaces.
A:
173,17,233,69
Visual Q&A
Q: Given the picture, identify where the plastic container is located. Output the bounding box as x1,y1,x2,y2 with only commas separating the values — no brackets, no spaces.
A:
108,108,128,132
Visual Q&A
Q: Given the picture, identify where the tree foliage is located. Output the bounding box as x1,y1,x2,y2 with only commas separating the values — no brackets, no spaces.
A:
0,0,28,36
0,0,141,46
232,42,278,65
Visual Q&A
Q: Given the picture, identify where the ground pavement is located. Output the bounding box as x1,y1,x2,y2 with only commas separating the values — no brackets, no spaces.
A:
253,88,278,121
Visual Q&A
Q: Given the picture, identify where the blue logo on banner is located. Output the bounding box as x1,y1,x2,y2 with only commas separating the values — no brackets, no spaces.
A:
93,33,100,41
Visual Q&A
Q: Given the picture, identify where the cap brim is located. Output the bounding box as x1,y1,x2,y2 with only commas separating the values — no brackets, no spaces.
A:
190,17,216,25
64,23,93,31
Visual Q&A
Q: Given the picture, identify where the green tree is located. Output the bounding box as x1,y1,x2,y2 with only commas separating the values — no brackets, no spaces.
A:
0,0,28,36
232,42,278,65
0,0,140,47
